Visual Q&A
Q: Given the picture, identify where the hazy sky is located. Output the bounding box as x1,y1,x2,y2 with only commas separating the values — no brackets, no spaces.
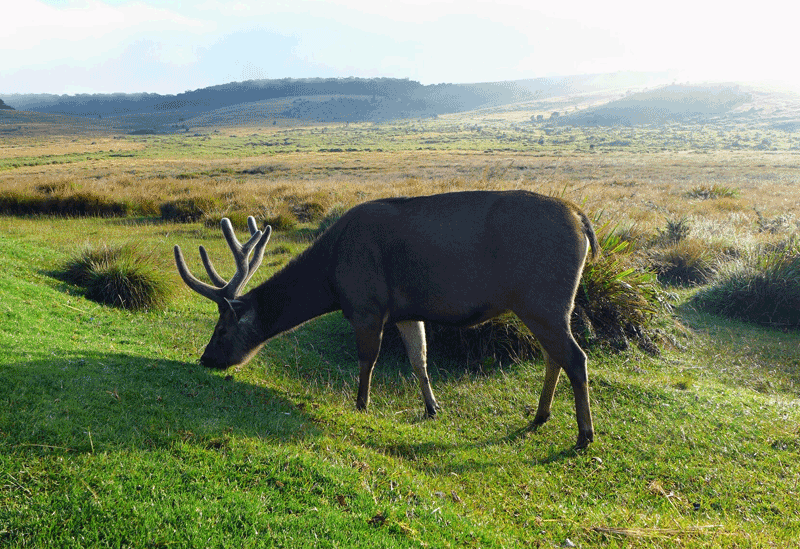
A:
2,0,796,95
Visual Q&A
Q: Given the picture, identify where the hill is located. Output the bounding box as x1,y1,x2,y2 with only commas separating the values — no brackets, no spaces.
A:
3,73,800,136
0,73,669,128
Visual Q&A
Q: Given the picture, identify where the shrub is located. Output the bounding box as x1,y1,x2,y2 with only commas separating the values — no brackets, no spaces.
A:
0,190,128,217
650,238,716,285
655,216,691,245
160,198,217,223
202,210,251,231
56,243,173,311
686,184,740,199
316,204,349,235
694,239,800,328
292,201,327,222
263,211,298,231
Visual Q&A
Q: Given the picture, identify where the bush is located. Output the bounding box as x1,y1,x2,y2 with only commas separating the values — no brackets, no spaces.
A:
572,229,664,353
0,190,128,217
56,243,173,311
160,198,217,223
264,212,298,231
694,239,800,328
686,184,739,200
316,204,349,236
202,210,252,231
650,238,716,285
655,216,691,245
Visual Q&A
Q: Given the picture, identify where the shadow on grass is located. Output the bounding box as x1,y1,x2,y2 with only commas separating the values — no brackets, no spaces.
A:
0,351,319,456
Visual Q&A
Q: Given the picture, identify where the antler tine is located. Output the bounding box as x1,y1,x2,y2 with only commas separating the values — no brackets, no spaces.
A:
174,217,271,304
241,217,272,289
198,245,227,288
198,217,265,289
174,245,226,304
219,217,264,299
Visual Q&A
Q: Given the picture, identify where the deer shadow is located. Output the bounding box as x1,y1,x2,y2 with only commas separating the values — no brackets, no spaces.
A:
0,350,318,456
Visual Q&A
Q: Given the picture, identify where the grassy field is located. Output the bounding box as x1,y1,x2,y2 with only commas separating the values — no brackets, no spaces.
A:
2,113,800,547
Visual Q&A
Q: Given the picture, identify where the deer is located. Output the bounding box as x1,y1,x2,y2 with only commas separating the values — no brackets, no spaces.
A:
174,190,599,449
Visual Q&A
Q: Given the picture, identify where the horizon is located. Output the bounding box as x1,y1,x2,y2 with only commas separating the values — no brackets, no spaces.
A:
3,0,798,96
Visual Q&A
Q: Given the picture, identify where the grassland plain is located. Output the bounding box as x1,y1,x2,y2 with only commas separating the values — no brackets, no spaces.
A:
1,115,800,547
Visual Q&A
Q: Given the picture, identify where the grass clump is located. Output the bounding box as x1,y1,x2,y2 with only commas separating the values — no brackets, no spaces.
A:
0,189,129,217
160,198,217,223
316,204,349,235
202,209,252,231
292,201,327,222
573,229,664,353
650,238,716,285
686,184,740,199
56,243,173,310
694,238,800,328
264,211,298,231
655,216,692,245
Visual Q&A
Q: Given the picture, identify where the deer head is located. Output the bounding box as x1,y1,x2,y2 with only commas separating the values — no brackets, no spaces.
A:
174,217,271,368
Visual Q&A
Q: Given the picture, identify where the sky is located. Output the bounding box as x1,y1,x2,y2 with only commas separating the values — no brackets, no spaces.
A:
2,0,797,95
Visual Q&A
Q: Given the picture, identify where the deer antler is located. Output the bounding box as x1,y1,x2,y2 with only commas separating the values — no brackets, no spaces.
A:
174,216,271,304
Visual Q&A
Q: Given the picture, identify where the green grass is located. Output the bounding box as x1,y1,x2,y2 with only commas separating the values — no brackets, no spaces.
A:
2,217,800,547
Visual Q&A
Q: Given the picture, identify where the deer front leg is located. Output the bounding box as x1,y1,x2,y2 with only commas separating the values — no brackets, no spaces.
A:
353,322,384,411
532,349,561,427
396,320,439,417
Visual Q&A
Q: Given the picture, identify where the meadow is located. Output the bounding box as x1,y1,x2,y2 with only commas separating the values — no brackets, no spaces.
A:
1,110,800,547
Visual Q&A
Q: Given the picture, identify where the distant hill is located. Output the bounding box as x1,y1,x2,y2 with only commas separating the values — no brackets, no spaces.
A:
6,73,799,134
558,84,752,126
0,98,13,110
0,72,669,124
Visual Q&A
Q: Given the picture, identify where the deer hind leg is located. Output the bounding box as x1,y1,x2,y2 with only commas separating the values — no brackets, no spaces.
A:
518,311,594,449
396,320,439,417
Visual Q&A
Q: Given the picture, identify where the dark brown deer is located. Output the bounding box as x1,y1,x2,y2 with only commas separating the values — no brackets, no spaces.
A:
174,190,599,448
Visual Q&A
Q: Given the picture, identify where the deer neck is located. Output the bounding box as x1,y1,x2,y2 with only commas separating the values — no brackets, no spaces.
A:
249,246,338,342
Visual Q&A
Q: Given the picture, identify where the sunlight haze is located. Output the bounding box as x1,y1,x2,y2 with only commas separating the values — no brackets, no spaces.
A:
1,0,796,94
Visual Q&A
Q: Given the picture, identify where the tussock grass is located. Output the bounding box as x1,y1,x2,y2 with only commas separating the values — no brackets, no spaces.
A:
56,243,173,310
202,208,252,231
650,238,716,286
694,238,800,328
655,216,692,245
316,204,349,235
574,227,664,353
0,189,131,217
263,210,298,231
686,183,740,199
159,197,218,223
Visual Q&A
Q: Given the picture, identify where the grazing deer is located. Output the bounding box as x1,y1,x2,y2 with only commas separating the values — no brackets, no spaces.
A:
174,190,599,448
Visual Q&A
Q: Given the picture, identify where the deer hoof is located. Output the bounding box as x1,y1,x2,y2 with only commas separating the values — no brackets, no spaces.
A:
424,402,440,418
531,412,551,427
575,430,594,450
